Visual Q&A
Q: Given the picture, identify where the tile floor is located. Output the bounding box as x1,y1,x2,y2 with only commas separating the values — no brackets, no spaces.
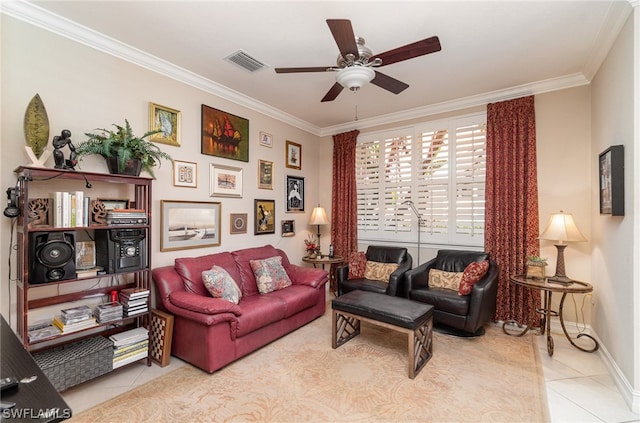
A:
62,327,640,422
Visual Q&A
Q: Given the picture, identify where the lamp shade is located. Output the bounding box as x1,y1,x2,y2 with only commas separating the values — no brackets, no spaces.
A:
309,207,329,225
336,66,375,91
539,211,586,244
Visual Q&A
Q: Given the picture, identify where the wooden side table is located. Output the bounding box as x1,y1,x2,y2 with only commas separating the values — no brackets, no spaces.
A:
503,274,599,356
302,255,344,296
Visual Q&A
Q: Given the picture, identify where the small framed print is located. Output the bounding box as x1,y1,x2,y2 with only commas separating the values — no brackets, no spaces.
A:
255,199,275,235
173,160,197,188
281,220,295,237
258,159,274,190
286,140,302,170
98,198,130,210
285,175,304,212
149,102,181,146
599,145,624,216
230,213,248,234
259,131,273,148
210,164,243,198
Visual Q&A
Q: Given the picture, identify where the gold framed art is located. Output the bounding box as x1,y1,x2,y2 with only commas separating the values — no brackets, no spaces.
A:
258,159,273,190
285,140,301,170
149,102,181,146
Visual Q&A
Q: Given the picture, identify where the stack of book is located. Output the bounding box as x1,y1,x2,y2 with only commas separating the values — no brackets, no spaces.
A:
52,305,97,334
28,320,61,342
94,301,123,323
110,327,149,369
119,288,150,317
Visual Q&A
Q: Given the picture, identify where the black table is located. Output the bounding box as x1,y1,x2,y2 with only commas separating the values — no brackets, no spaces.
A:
1,315,71,422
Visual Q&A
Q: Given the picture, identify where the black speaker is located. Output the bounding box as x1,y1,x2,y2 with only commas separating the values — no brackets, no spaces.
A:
95,229,146,274
30,232,76,284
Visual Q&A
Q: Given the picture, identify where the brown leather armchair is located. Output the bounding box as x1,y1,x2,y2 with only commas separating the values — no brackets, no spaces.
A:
336,246,412,297
405,250,498,336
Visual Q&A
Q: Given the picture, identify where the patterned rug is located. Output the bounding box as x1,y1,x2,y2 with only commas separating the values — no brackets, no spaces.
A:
71,310,548,422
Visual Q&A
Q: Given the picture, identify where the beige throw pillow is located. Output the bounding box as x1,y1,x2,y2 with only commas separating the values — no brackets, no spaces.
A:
428,268,464,291
364,261,399,283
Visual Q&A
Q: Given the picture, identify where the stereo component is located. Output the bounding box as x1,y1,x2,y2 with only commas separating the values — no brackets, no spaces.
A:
29,232,76,284
95,229,146,274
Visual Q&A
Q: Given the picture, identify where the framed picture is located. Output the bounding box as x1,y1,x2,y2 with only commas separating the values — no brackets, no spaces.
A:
254,199,275,235
281,220,295,237
258,159,274,190
149,102,181,146
201,104,249,162
599,145,624,216
98,198,129,210
230,213,248,234
259,131,273,148
285,175,305,212
210,164,243,198
173,160,197,188
286,140,302,170
160,200,221,251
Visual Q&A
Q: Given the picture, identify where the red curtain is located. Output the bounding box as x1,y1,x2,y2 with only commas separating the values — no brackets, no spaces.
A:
485,96,540,324
331,130,359,259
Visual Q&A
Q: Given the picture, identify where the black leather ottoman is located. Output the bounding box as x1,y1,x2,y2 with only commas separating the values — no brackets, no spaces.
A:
331,290,433,379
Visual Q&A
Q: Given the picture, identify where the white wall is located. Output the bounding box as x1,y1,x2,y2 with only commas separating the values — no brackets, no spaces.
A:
0,16,323,323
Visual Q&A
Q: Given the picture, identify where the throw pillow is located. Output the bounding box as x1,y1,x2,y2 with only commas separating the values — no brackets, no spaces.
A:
364,261,399,283
347,251,367,279
428,268,464,291
202,265,242,304
250,256,292,294
458,260,490,296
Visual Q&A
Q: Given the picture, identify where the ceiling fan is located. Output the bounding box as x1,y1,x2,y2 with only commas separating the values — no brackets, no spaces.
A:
274,19,441,102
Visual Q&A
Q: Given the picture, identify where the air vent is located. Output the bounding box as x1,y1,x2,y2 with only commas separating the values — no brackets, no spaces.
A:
224,50,268,72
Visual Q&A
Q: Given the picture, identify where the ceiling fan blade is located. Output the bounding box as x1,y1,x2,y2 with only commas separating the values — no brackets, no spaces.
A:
326,19,359,60
373,36,441,66
275,66,333,73
321,82,344,102
371,71,409,94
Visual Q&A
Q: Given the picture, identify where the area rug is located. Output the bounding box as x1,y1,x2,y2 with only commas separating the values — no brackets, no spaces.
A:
71,311,548,423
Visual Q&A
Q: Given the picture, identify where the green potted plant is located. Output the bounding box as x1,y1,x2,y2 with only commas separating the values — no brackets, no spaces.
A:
76,119,172,177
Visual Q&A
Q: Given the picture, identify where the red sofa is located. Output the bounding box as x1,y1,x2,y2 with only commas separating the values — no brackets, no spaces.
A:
151,245,328,373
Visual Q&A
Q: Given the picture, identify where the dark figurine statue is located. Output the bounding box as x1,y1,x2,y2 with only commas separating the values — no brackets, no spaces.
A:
52,129,77,170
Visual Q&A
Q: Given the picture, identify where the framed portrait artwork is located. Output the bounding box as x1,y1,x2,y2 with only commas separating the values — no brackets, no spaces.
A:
258,159,274,190
259,131,273,148
210,164,243,198
285,140,302,170
254,199,275,235
281,220,295,237
201,104,249,162
285,175,304,212
230,213,248,234
149,103,181,146
173,160,197,188
599,145,624,216
160,200,221,251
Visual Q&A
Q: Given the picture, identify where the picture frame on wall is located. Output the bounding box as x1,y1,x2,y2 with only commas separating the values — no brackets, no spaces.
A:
230,213,248,234
201,104,249,162
254,199,275,235
149,102,181,146
173,160,197,188
259,131,273,148
599,145,624,216
281,220,295,237
285,140,302,170
210,164,243,198
285,175,304,212
160,200,221,251
258,159,274,190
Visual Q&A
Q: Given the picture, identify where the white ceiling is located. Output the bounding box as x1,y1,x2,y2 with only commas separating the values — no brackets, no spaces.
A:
6,1,633,135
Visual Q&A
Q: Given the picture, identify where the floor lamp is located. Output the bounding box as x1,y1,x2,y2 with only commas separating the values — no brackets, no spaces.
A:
402,200,426,266
539,210,587,285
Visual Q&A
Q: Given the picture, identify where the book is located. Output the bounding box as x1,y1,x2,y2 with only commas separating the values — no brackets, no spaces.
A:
61,305,92,317
49,192,62,227
74,191,84,227
52,315,97,333
123,307,149,317
119,288,150,300
112,351,147,369
109,327,148,347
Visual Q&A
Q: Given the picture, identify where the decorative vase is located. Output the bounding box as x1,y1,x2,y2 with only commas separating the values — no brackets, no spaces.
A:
308,252,317,259
106,156,142,176
526,262,546,279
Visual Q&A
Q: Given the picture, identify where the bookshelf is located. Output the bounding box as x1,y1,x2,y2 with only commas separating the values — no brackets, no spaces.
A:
13,166,152,374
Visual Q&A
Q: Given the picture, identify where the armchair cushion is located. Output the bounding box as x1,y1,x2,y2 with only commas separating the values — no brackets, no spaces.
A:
428,269,463,291
364,261,399,282
459,260,490,295
347,251,367,279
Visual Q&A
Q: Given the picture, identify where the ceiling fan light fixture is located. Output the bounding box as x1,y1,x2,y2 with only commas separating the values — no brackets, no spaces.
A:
336,66,375,91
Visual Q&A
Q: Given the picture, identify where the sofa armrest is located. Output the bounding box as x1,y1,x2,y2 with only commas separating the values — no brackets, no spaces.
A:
465,261,499,332
387,254,413,296
404,258,438,296
287,263,328,288
169,291,242,316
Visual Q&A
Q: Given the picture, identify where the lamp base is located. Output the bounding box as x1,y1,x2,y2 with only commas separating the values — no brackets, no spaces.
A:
547,275,574,286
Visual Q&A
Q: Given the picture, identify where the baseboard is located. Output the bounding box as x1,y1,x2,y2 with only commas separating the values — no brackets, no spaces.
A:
550,319,640,413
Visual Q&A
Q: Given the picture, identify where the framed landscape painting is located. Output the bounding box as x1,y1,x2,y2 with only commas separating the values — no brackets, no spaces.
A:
161,200,221,251
201,104,249,162
210,164,243,198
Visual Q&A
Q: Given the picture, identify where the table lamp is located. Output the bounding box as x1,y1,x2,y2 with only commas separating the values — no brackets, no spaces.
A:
309,205,329,254
539,210,586,285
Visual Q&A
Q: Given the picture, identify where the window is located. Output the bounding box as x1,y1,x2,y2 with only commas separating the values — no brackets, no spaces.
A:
356,113,487,247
